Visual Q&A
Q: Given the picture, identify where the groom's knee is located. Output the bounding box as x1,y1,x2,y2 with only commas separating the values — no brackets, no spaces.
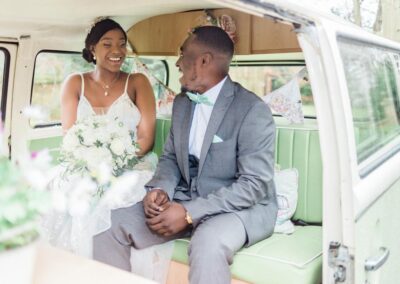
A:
106,207,139,246
188,227,234,265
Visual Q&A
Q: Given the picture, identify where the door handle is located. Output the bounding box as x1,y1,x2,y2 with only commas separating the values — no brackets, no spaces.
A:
364,247,390,271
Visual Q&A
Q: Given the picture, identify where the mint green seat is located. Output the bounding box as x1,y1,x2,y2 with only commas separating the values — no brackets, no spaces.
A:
152,117,172,157
154,118,323,284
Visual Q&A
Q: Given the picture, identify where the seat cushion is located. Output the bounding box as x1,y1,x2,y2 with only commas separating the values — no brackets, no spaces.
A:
172,226,322,284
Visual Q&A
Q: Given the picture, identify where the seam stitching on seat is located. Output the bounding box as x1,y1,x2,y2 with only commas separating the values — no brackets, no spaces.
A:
234,251,322,269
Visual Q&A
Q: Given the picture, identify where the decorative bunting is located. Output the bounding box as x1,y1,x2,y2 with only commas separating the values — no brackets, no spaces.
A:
263,68,306,124
130,55,176,117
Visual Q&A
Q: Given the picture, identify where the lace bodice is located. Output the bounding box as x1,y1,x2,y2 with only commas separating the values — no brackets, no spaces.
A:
77,73,141,134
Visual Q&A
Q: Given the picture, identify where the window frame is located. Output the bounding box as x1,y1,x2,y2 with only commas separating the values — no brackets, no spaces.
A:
336,36,400,177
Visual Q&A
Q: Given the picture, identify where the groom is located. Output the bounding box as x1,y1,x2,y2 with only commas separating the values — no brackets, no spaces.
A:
94,26,277,284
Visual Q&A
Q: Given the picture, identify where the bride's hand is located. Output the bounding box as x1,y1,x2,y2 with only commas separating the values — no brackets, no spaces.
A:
143,188,169,218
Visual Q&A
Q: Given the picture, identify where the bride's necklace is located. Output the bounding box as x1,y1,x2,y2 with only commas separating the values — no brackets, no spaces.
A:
94,72,120,96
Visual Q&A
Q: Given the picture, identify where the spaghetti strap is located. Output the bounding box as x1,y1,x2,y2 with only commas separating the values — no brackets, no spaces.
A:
79,73,85,97
124,73,131,93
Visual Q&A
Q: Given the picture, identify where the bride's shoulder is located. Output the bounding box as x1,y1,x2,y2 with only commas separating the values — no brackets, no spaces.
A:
128,72,150,84
63,72,85,86
60,73,85,96
127,72,152,92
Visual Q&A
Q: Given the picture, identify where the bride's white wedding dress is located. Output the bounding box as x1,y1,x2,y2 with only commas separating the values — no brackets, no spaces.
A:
42,73,172,283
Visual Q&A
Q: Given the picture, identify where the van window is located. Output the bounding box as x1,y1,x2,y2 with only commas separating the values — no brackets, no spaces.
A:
30,52,167,127
229,62,315,117
338,37,400,163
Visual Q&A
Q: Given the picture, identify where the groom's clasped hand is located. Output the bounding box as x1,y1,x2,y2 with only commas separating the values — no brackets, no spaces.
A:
143,189,188,236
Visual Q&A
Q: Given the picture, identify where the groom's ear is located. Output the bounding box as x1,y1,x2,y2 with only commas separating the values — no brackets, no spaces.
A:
201,52,213,67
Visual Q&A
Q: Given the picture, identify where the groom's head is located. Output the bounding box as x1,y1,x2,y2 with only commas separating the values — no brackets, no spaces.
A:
176,26,234,94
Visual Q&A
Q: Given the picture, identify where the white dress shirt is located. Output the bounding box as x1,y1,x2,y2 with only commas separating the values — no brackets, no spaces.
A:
189,76,228,159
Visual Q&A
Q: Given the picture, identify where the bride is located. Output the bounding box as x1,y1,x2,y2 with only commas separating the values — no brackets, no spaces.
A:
42,18,171,283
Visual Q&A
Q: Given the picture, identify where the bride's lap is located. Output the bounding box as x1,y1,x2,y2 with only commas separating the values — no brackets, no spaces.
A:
42,168,154,257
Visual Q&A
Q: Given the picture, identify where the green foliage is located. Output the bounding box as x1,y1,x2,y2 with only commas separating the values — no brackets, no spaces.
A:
0,156,50,251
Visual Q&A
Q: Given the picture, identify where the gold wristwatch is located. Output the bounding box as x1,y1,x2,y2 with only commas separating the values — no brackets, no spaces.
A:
185,211,193,225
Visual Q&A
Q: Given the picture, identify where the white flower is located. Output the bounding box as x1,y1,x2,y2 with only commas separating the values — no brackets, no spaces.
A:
110,138,125,156
101,172,140,208
31,149,52,170
81,127,96,145
63,131,80,152
85,147,112,172
91,162,112,185
71,147,86,160
23,169,49,190
22,105,49,121
96,131,111,144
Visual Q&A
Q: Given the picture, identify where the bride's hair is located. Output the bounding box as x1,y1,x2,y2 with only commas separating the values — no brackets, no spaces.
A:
82,18,127,64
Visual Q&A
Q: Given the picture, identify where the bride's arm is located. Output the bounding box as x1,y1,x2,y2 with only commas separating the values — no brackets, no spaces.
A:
131,73,156,156
60,74,80,134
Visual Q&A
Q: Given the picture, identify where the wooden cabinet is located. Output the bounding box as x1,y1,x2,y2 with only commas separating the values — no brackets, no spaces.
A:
127,8,301,56
251,15,300,54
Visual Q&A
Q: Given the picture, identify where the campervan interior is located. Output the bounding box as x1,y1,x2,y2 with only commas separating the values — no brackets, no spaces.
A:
0,2,326,284
2,1,400,284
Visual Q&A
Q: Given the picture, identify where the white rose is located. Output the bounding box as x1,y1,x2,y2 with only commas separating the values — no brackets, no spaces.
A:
81,127,96,145
72,147,86,161
110,138,125,156
85,147,112,171
92,162,112,185
62,131,80,152
96,130,111,144
125,144,137,155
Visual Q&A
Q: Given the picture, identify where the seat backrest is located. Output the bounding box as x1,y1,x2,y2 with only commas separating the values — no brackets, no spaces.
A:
275,123,322,224
152,118,172,157
153,117,323,224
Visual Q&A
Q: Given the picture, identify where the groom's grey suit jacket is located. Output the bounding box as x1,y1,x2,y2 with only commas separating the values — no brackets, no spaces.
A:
146,77,277,246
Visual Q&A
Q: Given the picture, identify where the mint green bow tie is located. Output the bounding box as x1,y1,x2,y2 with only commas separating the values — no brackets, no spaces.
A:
186,92,214,106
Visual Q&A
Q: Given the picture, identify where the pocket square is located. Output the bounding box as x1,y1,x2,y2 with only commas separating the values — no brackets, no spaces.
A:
212,135,223,143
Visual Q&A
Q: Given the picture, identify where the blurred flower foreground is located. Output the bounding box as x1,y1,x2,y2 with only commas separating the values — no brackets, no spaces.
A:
0,110,55,251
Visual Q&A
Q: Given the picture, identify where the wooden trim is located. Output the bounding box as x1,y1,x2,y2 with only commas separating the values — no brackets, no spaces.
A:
167,261,250,284
250,15,301,54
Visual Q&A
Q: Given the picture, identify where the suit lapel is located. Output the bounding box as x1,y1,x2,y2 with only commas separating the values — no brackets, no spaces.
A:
198,78,235,176
179,98,195,183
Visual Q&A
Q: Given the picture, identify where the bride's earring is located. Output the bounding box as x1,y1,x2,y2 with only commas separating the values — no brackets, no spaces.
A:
93,54,96,60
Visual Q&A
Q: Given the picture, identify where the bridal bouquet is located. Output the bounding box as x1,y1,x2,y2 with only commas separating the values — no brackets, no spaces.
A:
59,115,140,196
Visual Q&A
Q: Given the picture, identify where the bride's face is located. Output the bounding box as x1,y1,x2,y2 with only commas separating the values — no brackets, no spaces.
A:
92,29,127,72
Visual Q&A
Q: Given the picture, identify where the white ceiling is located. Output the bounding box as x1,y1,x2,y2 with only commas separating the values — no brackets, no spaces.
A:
0,0,222,39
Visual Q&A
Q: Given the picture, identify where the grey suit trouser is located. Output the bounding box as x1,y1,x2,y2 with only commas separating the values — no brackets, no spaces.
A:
93,202,246,284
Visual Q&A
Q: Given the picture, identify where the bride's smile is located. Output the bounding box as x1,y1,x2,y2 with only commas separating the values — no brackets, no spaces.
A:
93,29,127,72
